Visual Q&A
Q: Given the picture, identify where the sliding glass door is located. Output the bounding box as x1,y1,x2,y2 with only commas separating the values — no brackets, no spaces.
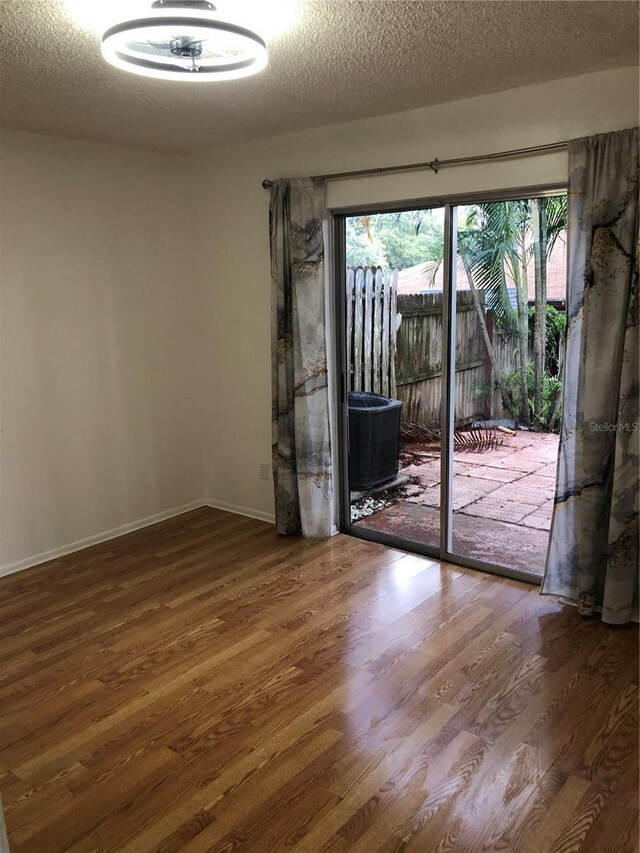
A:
336,188,566,582
341,207,446,553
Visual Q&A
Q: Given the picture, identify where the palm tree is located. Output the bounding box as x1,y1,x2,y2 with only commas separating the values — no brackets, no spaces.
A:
458,249,515,417
458,202,529,422
531,196,567,414
458,197,567,426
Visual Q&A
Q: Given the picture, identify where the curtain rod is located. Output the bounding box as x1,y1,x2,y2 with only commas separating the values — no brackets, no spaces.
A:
261,140,568,189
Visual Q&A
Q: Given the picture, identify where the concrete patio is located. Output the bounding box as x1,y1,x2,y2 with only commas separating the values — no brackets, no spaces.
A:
353,430,559,576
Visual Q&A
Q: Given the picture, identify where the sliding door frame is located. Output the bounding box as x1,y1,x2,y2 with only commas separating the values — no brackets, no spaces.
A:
332,182,565,585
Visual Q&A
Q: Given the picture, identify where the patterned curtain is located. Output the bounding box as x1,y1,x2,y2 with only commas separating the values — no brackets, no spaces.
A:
542,127,639,624
270,178,333,538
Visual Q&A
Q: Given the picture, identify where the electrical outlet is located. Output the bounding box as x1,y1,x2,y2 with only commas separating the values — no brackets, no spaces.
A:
259,463,269,481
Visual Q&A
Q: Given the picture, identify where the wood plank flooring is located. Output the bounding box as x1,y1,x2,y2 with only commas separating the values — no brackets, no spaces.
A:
0,507,637,852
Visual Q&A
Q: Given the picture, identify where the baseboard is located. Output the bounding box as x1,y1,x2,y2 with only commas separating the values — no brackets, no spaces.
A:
205,499,276,525
1,500,277,580
0,500,207,579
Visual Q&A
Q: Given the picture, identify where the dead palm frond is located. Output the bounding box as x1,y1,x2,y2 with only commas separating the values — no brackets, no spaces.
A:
401,421,503,453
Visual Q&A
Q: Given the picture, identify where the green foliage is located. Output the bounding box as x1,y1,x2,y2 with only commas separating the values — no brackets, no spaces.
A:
345,210,444,271
458,201,525,328
461,195,567,431
473,354,563,432
344,218,386,267
347,197,568,433
377,211,444,270
527,304,566,376
537,372,563,431
544,195,568,256
459,197,567,327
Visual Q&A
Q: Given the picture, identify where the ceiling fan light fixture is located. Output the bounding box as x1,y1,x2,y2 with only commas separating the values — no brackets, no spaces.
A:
100,0,268,82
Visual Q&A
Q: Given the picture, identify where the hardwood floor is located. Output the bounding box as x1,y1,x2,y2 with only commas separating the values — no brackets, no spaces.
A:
0,507,637,852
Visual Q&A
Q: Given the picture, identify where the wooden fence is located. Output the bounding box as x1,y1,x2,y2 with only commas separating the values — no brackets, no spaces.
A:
346,267,561,425
395,291,499,424
346,267,400,396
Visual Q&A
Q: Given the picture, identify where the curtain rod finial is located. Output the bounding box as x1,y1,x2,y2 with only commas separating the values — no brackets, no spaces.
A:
262,179,273,189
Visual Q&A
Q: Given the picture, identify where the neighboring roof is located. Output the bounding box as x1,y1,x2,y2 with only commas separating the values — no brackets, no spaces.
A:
397,235,567,303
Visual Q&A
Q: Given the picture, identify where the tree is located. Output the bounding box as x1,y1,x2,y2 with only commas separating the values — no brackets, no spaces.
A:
345,210,444,271
459,202,530,421
504,201,533,425
531,198,547,416
459,197,567,426
346,198,567,427
459,249,515,416
530,195,567,414
345,218,386,267
376,210,444,270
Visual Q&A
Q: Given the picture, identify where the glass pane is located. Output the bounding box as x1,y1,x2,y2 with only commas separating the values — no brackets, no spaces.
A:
345,208,445,552
451,196,566,576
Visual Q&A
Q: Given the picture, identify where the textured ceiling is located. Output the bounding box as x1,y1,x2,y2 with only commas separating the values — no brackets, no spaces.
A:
0,0,638,152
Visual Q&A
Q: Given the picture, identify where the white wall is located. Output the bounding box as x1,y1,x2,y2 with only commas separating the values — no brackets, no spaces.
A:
0,131,207,571
191,67,639,520
1,67,638,570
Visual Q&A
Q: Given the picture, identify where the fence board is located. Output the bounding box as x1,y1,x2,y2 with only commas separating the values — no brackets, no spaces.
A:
346,267,400,397
395,291,492,424
381,272,390,396
363,269,374,392
352,268,364,391
346,269,562,425
390,271,398,398
372,269,383,393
